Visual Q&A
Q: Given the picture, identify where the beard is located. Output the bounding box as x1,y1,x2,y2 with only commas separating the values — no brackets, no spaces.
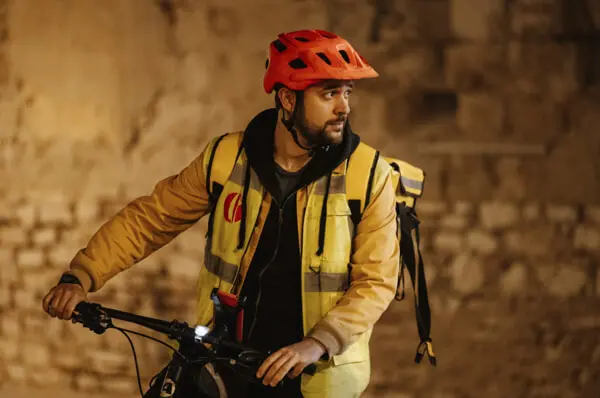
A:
293,105,346,148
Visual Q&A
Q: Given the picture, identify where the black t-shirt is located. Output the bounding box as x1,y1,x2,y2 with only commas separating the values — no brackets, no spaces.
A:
273,162,307,204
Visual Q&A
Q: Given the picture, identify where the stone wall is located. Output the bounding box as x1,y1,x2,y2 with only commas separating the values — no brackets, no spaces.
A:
0,1,599,397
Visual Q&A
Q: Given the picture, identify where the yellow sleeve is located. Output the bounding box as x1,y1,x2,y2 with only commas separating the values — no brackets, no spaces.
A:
308,163,399,356
67,139,217,292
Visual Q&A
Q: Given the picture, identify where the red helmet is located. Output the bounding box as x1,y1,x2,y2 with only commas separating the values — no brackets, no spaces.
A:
263,29,379,94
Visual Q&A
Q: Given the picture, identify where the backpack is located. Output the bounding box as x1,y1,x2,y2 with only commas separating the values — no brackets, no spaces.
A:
345,143,436,367
205,133,436,367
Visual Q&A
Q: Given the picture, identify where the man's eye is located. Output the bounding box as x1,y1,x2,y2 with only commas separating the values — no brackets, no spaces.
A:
324,92,335,99
344,90,353,98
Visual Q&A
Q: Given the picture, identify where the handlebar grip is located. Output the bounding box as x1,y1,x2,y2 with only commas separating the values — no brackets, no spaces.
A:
74,301,92,312
75,301,105,313
72,301,91,320
73,301,101,319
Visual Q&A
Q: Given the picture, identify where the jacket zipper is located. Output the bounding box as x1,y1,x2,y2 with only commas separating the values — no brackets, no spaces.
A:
246,194,292,341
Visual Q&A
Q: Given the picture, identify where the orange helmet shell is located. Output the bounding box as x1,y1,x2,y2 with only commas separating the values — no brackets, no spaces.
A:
263,29,379,94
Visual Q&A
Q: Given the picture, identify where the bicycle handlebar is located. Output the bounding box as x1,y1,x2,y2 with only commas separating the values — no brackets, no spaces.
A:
72,301,317,376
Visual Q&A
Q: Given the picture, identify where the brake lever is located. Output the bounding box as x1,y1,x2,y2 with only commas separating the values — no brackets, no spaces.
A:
72,304,112,335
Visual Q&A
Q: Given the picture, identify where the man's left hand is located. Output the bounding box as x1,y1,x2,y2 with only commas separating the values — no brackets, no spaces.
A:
256,338,326,387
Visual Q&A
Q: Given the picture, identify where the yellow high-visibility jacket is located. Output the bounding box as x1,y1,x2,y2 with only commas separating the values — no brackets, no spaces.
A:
67,110,400,397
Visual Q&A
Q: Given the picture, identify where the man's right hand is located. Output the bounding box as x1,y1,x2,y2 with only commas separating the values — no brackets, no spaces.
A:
42,283,88,320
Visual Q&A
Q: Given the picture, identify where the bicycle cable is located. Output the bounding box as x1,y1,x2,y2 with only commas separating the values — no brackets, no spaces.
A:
113,328,144,398
111,325,189,398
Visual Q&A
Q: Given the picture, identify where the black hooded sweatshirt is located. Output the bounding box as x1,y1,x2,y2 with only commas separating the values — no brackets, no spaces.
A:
236,108,360,354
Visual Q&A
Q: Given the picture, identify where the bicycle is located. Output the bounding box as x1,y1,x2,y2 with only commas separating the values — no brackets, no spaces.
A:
71,288,317,398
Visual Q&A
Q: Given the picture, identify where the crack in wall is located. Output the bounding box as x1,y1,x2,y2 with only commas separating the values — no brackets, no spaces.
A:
369,0,391,43
123,88,165,156
156,0,177,26
0,0,9,87
154,0,186,60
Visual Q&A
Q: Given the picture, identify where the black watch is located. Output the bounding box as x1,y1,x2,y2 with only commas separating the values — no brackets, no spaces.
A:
58,274,82,286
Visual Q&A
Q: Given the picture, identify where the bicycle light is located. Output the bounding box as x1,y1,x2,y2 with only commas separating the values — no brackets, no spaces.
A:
194,325,210,340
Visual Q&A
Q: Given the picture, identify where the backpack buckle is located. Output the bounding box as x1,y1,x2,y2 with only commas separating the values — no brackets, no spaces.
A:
396,202,420,234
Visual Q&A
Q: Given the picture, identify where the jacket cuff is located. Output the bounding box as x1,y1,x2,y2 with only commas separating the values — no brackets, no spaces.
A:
307,326,343,359
65,268,93,293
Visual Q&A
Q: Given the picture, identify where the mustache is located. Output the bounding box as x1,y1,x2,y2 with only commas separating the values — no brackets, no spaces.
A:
327,117,347,125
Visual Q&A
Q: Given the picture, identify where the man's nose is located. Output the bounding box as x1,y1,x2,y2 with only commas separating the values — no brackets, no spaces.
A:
335,97,350,116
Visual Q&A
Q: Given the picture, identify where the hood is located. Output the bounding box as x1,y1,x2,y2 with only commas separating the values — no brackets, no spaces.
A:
230,107,361,256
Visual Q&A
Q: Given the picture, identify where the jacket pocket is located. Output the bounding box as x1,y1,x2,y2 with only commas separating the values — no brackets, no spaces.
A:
301,357,370,397
307,196,353,218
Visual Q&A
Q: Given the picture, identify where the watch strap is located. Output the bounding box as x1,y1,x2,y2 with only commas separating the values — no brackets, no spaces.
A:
58,273,82,286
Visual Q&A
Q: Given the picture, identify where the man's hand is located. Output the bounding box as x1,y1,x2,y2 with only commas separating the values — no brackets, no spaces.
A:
42,283,87,320
256,338,326,387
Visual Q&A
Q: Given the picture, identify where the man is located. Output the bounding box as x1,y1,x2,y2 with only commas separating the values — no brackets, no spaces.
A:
42,29,399,397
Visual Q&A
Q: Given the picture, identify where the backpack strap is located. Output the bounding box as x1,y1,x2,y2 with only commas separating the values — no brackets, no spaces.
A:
205,132,243,238
346,143,379,225
206,132,244,201
397,202,436,366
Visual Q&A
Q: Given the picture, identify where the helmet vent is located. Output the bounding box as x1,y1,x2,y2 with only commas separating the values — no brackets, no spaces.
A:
294,37,310,42
316,52,332,65
289,58,308,69
339,50,350,63
273,39,287,52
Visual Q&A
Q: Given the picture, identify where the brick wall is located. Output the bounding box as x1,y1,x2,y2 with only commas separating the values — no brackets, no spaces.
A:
0,1,599,397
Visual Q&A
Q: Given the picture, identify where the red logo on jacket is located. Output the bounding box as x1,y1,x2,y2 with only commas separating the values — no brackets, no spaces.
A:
224,193,242,223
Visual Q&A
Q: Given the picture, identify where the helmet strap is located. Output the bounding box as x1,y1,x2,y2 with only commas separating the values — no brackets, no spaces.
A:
280,91,330,157
283,117,314,151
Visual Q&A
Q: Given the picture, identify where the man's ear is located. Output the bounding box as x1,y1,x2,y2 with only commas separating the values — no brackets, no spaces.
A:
278,87,296,114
